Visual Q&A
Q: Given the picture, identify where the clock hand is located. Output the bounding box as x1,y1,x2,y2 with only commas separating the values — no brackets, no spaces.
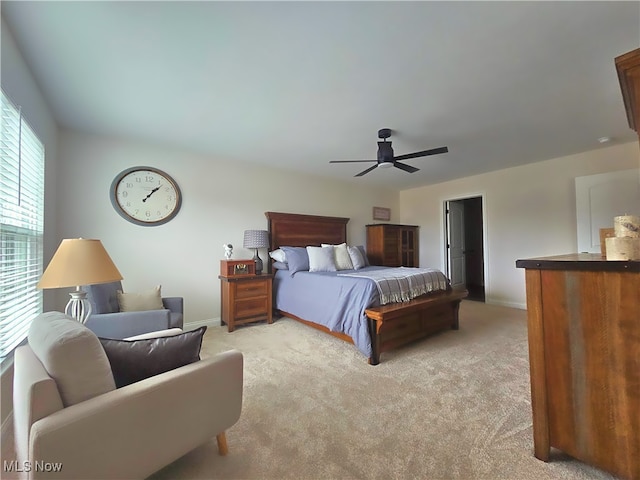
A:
142,185,161,202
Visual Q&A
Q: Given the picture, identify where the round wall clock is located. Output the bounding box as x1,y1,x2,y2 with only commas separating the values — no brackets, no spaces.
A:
110,166,182,226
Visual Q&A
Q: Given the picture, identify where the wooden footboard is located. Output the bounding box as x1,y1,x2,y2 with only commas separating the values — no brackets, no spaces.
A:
365,288,468,365
276,288,468,365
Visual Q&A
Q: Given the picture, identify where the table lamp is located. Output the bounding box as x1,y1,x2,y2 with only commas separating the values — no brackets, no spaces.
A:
37,238,123,323
243,230,269,275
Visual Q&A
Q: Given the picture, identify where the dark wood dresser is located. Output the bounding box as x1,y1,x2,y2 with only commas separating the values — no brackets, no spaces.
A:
366,224,418,267
516,254,639,480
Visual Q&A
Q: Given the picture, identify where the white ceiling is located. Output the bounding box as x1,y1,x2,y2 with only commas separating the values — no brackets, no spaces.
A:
2,1,639,190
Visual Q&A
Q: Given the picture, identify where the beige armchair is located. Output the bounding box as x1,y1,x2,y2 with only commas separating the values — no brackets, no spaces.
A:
13,312,243,480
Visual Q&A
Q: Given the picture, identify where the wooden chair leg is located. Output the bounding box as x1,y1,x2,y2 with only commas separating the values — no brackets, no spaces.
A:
216,432,229,456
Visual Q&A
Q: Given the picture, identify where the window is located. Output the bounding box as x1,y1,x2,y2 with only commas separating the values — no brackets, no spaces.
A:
0,90,45,360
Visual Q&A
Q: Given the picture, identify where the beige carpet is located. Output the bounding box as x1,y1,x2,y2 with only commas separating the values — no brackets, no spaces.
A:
1,302,617,479
148,301,615,480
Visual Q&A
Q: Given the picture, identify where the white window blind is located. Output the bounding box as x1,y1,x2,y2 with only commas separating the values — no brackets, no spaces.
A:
0,90,45,360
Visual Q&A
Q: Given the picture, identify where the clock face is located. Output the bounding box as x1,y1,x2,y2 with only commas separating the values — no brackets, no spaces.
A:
110,167,182,226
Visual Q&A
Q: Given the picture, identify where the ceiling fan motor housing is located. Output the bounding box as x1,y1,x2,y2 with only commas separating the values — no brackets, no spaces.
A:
377,141,394,164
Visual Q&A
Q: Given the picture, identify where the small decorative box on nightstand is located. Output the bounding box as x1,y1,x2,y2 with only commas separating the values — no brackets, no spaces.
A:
218,273,273,332
220,259,256,277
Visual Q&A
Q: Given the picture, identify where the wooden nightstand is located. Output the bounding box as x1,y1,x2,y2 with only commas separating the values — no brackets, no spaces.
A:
218,273,273,332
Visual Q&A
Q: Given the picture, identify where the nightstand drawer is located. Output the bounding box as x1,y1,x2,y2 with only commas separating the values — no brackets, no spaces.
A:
235,298,269,319
235,280,268,299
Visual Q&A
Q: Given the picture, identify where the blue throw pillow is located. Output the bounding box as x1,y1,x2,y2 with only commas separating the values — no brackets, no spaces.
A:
281,246,309,276
356,245,370,266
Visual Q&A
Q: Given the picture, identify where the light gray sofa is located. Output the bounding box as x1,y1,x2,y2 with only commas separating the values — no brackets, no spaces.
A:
13,312,243,479
84,281,183,339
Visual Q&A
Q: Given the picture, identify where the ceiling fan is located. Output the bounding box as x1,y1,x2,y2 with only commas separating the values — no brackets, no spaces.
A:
329,128,448,177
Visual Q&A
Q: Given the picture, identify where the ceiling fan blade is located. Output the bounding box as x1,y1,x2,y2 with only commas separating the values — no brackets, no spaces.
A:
393,146,449,162
329,160,377,163
355,165,378,177
393,162,419,174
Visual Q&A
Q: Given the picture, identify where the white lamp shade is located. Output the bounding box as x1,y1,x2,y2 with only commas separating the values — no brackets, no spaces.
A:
243,230,269,249
37,238,123,289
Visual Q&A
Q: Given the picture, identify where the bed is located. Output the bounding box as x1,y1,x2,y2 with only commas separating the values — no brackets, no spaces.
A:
265,211,468,365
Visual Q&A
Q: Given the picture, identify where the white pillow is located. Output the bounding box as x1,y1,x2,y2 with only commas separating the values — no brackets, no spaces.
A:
347,245,366,270
306,246,337,272
269,249,286,263
124,328,183,340
117,285,164,312
321,243,354,270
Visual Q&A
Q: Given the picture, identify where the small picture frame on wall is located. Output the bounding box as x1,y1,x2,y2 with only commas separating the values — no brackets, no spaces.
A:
372,206,391,221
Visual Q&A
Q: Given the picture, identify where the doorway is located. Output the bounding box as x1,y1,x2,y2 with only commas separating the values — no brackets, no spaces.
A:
444,196,485,302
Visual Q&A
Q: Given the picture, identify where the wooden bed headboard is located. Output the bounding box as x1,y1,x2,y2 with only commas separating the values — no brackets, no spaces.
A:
264,212,349,253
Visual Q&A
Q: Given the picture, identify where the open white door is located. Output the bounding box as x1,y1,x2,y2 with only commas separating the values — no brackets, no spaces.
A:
576,169,640,253
447,201,466,289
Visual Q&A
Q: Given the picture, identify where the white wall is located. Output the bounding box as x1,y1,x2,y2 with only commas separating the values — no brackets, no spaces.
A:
56,129,398,324
400,141,639,309
1,17,60,424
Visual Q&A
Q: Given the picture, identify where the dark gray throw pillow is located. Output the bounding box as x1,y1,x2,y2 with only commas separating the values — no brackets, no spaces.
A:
99,326,207,388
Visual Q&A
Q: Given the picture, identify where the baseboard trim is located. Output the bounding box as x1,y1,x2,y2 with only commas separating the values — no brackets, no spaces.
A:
485,299,527,310
184,318,221,331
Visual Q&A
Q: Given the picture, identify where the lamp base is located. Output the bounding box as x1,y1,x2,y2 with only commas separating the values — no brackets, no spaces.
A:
253,250,263,275
65,287,92,323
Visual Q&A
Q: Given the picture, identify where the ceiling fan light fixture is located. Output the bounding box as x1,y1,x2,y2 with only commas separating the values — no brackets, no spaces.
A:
378,162,394,168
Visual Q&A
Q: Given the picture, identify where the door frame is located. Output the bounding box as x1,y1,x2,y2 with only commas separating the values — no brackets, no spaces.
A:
441,193,489,299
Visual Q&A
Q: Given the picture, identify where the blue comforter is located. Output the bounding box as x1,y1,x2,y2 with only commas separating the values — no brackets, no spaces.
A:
273,266,391,358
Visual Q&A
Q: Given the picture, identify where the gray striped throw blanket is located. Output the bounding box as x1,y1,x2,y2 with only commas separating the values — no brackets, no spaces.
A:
338,267,449,305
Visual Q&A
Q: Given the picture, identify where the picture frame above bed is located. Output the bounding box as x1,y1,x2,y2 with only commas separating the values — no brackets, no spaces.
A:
372,206,391,221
